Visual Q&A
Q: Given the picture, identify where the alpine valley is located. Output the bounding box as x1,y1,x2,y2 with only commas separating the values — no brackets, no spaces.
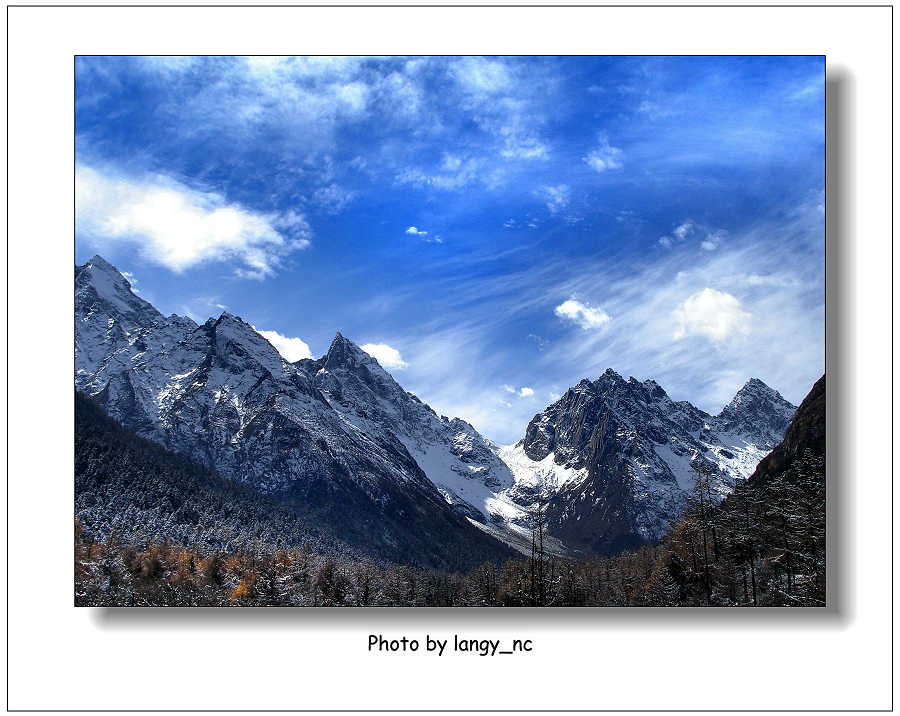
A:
75,254,801,571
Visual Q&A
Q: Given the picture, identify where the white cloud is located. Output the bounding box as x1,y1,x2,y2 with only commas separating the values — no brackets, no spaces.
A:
396,156,485,191
554,299,611,329
120,270,140,293
405,226,443,244
503,384,533,397
701,229,726,251
76,163,310,279
664,220,725,251
452,57,512,94
637,99,677,120
312,184,355,214
673,220,695,240
334,81,369,114
500,134,549,160
441,154,463,171
788,75,824,102
672,288,752,342
361,343,408,370
253,327,313,362
138,56,198,75
583,137,624,172
537,184,571,215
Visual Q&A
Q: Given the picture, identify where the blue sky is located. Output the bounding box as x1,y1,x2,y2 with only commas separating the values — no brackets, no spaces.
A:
75,56,824,443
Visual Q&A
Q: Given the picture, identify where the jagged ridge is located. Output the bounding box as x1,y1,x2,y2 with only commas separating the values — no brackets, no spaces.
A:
75,254,797,560
75,256,513,569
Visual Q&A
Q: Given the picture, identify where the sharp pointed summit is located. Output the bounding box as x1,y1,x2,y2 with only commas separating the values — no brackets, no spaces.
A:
717,377,796,439
76,254,161,325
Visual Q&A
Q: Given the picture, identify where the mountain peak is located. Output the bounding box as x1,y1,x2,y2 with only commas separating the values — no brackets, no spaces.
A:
208,311,285,376
78,254,128,284
215,310,242,324
592,368,628,393
76,254,160,325
716,376,796,440
730,377,787,404
328,330,361,354
324,331,378,371
86,253,117,270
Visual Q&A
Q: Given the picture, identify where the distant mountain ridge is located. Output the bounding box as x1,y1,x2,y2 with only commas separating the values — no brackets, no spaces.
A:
514,369,796,555
75,255,797,559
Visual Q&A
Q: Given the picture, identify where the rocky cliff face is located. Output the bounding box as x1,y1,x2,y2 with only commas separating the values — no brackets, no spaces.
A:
511,369,796,555
75,254,797,561
747,374,825,486
74,256,513,569
297,333,517,525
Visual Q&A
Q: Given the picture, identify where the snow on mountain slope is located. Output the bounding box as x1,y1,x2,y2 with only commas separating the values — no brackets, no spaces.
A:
74,256,514,569
296,333,519,526
497,441,589,499
74,254,796,560
498,369,796,555
292,331,794,556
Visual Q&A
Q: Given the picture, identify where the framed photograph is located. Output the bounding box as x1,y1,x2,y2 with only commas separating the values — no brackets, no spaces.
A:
74,55,825,609
7,4,893,710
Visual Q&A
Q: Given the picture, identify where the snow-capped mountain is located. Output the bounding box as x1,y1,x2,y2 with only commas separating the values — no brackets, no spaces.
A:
75,255,795,560
74,256,513,569
297,333,517,522
508,369,796,555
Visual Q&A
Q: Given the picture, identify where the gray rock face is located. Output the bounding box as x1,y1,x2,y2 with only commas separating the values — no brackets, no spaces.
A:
297,333,516,523
74,256,512,569
717,377,796,438
517,370,796,555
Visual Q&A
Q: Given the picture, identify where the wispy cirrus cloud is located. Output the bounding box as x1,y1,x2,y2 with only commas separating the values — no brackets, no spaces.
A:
311,184,356,214
534,202,824,413
583,136,624,172
451,57,513,94
536,184,571,214
380,198,823,440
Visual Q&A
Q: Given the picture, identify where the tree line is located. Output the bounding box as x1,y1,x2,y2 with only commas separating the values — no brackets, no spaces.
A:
75,376,825,607
75,447,823,607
